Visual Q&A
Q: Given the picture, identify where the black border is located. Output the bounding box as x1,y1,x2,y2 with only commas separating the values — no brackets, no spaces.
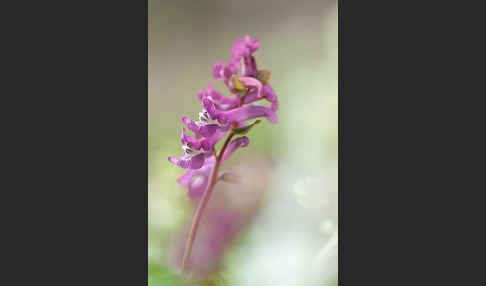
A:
5,1,149,284
6,0,478,284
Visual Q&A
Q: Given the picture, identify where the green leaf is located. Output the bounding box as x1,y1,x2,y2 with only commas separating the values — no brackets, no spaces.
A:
231,75,246,91
232,120,261,135
256,69,271,84
148,262,184,286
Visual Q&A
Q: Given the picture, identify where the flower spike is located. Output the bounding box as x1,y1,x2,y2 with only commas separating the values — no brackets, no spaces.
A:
168,36,278,275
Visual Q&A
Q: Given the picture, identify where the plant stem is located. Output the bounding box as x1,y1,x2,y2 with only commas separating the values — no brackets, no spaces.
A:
181,131,235,275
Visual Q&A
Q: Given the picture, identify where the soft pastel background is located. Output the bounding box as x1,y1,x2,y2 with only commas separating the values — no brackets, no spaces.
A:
149,0,338,285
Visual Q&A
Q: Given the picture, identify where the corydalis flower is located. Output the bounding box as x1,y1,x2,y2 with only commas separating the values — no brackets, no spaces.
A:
168,35,278,277
198,83,278,113
212,35,260,83
202,97,277,125
212,35,278,111
232,35,260,77
169,34,278,197
177,136,249,199
167,127,226,169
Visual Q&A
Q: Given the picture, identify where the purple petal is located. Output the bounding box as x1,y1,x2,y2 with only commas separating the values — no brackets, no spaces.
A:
224,63,238,80
212,62,224,79
270,100,279,112
212,61,238,84
218,105,277,124
242,89,259,105
231,35,260,77
239,77,262,98
242,83,278,110
182,116,218,138
242,85,279,114
231,35,260,62
177,157,215,198
264,84,279,112
200,129,227,151
180,127,202,149
221,136,249,163
188,174,209,199
177,169,195,186
180,127,227,153
199,84,240,110
202,98,221,121
262,84,277,103
231,38,246,62
168,153,206,169
241,55,258,77
196,89,206,102
247,36,260,54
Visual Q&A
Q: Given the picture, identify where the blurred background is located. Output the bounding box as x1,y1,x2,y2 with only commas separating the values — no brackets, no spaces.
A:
149,0,337,285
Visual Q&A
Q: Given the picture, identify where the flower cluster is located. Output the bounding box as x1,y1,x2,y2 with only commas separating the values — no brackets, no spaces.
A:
168,35,278,199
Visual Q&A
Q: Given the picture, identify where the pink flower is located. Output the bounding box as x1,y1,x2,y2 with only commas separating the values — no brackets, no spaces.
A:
169,35,277,174
202,97,277,125
176,136,249,199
